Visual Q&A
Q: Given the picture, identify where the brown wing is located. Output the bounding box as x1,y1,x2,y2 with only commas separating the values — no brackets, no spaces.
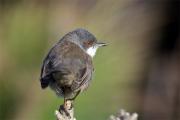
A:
40,41,93,91
70,57,93,92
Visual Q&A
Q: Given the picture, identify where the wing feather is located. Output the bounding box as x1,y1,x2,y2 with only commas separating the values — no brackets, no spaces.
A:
40,41,93,92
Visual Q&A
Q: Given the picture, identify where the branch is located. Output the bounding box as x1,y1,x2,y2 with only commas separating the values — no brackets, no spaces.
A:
55,100,76,120
55,102,138,120
108,109,138,120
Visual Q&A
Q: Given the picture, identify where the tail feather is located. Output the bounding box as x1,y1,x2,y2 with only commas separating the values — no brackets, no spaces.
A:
40,75,52,89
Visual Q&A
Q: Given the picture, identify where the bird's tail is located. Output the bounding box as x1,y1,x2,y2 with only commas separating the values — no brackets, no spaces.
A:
40,74,52,89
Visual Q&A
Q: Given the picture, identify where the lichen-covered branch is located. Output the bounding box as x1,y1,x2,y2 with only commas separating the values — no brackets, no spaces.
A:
55,107,76,120
108,109,138,120
55,100,76,120
55,104,138,120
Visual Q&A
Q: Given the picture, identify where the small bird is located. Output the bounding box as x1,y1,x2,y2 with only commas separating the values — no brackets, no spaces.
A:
40,28,106,110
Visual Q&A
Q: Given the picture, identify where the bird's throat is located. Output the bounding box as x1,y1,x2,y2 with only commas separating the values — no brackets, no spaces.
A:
86,46,98,57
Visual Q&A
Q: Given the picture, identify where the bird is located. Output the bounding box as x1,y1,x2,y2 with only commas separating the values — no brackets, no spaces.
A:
40,28,107,110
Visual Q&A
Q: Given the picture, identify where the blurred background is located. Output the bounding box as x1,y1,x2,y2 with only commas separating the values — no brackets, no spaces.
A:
0,0,179,120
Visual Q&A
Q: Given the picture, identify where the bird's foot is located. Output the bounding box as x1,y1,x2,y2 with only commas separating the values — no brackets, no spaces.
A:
56,100,74,120
64,100,73,110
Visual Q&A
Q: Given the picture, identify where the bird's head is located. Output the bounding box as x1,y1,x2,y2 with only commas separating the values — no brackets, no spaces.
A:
67,28,107,57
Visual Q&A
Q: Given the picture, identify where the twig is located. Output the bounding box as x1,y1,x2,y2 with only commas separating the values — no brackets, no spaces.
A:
55,105,138,120
109,109,138,120
55,100,76,120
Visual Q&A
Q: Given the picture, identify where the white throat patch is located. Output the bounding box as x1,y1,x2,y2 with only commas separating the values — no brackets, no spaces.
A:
86,46,98,58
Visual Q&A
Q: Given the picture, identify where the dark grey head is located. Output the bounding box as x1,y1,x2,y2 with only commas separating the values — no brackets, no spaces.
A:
62,28,107,57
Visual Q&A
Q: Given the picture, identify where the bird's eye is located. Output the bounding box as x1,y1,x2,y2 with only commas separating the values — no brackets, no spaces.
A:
87,41,93,45
83,40,93,47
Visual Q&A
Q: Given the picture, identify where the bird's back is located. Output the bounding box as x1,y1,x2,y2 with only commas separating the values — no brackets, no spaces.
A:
40,40,93,98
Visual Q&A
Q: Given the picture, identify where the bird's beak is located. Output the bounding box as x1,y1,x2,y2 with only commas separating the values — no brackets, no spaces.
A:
96,42,108,47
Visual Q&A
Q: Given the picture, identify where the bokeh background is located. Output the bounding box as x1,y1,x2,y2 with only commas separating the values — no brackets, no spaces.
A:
0,0,180,120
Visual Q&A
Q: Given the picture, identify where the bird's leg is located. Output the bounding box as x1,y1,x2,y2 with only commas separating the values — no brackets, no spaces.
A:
63,98,67,109
68,90,81,101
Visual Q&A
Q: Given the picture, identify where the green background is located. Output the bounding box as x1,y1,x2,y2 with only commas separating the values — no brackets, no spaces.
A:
0,1,152,120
